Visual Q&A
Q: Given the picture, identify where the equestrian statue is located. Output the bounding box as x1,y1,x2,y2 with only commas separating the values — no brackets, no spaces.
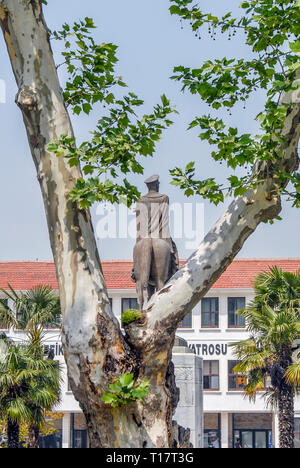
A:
132,175,179,311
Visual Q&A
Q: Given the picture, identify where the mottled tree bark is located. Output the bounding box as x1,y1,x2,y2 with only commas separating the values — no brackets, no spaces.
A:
278,347,295,449
1,0,300,448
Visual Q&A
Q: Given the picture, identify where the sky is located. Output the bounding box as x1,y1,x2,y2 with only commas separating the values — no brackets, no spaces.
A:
0,0,299,262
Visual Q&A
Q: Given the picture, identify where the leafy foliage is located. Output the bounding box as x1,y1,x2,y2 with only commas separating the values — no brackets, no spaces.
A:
0,286,62,447
231,267,300,406
0,285,61,350
49,18,176,208
0,342,61,428
121,309,142,325
169,0,300,207
101,373,150,408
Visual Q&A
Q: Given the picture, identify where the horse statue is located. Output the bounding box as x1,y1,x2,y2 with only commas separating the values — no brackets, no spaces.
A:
132,175,179,311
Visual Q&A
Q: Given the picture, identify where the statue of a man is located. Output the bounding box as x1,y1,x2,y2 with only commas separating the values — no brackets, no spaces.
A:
132,175,179,310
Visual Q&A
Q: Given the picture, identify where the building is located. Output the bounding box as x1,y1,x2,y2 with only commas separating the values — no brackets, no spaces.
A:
0,259,300,448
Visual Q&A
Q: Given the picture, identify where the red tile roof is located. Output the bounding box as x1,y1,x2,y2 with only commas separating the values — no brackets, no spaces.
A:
0,259,299,291
213,259,300,289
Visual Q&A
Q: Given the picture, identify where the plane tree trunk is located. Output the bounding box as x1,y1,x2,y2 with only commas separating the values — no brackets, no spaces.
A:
1,0,300,448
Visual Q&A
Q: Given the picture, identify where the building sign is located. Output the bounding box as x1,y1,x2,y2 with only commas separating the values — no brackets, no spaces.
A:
188,343,228,356
44,342,64,357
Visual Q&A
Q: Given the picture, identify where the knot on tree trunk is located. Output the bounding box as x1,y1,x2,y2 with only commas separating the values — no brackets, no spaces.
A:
16,87,39,112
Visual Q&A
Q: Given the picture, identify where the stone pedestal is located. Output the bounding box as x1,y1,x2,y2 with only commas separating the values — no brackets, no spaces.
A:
172,336,203,448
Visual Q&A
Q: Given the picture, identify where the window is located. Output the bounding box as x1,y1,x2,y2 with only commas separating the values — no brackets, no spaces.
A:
70,413,88,448
228,297,246,328
39,416,62,448
232,413,272,448
203,361,219,390
204,413,221,448
201,298,219,328
228,360,247,390
0,299,8,329
121,298,138,313
179,311,193,329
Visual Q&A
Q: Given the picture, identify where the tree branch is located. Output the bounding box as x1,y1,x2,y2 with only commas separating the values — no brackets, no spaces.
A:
127,70,300,355
0,0,128,393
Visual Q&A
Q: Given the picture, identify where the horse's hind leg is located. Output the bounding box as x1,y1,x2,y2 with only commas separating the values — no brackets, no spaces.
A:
136,281,150,312
133,240,152,311
152,240,171,291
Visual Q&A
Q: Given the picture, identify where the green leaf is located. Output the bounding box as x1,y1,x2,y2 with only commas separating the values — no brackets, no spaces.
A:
161,94,170,107
73,106,82,115
105,93,115,105
119,373,134,387
169,5,181,15
47,143,58,152
290,40,300,53
82,103,92,115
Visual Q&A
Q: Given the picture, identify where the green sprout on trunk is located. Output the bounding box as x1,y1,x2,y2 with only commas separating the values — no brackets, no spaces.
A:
121,308,142,325
101,373,150,408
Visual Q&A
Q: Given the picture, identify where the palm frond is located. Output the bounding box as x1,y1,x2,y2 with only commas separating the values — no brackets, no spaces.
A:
285,362,300,387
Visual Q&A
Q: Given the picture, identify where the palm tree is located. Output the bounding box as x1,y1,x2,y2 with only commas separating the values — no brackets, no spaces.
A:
231,267,300,449
26,355,61,448
0,285,61,339
0,286,61,448
0,340,60,449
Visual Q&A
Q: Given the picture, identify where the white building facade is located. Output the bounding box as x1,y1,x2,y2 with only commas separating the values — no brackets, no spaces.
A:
0,259,300,448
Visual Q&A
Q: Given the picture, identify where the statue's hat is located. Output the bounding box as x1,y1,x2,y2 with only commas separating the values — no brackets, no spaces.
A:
144,174,159,185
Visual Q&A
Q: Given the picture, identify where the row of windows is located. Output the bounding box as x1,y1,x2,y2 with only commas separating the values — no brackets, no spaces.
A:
0,296,246,330
204,360,250,392
119,297,246,329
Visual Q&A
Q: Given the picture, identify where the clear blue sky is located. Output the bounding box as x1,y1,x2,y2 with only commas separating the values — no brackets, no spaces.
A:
0,0,299,261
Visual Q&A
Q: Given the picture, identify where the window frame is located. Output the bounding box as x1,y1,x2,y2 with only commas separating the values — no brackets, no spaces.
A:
203,360,220,391
228,297,246,329
178,311,193,329
121,298,139,314
228,360,248,391
201,297,219,329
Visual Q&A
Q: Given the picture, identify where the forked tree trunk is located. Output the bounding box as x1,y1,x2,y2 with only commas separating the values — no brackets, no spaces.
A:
7,419,19,449
1,0,300,448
